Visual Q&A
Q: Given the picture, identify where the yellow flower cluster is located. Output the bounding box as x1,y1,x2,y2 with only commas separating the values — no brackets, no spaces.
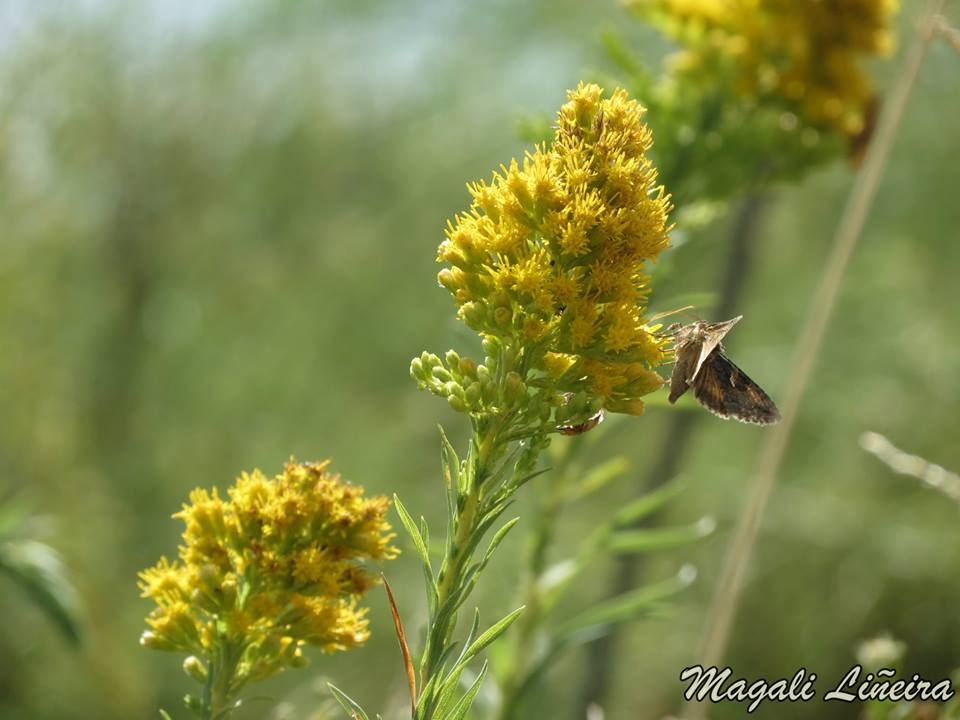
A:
437,83,671,415
632,0,898,137
139,460,397,683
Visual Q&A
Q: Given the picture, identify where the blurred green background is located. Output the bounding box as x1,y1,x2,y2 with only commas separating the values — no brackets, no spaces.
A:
1,1,959,718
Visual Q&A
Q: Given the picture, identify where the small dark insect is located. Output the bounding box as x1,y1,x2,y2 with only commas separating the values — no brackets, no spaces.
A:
557,409,605,436
666,315,780,425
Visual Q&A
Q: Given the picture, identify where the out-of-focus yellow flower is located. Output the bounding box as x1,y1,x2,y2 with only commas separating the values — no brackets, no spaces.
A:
434,83,671,416
631,0,898,138
139,459,397,686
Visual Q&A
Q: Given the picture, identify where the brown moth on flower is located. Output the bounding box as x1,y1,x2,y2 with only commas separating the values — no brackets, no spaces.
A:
557,409,605,436
666,315,780,425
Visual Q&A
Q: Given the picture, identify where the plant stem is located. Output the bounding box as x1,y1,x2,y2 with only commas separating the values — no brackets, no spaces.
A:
685,4,945,717
418,417,512,719
204,642,241,720
494,439,579,720
575,191,768,717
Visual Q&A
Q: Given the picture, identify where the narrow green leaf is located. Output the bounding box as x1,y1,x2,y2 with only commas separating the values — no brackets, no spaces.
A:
392,496,438,613
479,517,519,570
451,606,525,674
607,517,715,555
327,684,370,720
454,609,481,669
431,668,465,719
480,443,524,494
571,456,630,501
0,538,83,645
159,711,173,720
611,478,687,527
446,662,489,720
438,424,461,512
393,496,431,569
556,565,697,641
416,672,440,716
507,466,551,493
420,517,431,560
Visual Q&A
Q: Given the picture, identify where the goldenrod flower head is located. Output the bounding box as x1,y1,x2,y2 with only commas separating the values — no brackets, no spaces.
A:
424,83,671,420
632,0,898,138
139,459,397,685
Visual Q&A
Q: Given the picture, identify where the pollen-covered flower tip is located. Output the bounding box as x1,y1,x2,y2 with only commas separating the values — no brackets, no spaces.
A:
433,83,672,418
138,459,397,684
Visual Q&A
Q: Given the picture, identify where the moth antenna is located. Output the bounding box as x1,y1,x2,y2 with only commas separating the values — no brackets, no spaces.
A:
648,304,696,323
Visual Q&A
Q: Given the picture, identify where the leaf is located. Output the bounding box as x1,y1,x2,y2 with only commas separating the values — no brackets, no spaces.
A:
438,424,461,514
555,565,697,642
382,574,416,717
0,538,83,645
570,456,629,501
478,518,519,571
159,711,173,720
506,465,551,493
453,609,481,670
445,606,525,681
393,496,431,568
327,684,370,720
607,517,715,555
392,495,438,613
445,662,489,720
611,478,687,527
538,559,577,594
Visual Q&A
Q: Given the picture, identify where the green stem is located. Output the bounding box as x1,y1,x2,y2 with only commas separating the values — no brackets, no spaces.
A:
494,440,576,720
203,641,241,720
418,418,509,719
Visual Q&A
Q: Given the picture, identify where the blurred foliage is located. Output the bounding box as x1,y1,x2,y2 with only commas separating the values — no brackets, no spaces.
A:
0,498,83,647
0,1,959,719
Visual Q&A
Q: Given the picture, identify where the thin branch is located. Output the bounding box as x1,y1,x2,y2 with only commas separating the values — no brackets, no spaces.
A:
860,432,960,503
684,3,946,717
934,15,960,54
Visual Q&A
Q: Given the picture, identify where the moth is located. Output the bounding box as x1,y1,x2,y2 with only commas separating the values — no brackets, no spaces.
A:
666,315,780,425
557,409,604,436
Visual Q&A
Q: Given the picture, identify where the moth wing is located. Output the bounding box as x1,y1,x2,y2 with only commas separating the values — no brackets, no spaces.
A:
668,340,697,404
692,351,780,425
689,316,742,382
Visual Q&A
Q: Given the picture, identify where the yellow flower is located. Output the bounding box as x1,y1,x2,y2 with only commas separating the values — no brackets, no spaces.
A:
138,459,397,684
436,83,672,417
631,0,898,138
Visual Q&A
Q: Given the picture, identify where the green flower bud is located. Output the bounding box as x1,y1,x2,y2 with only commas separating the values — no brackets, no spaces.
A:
461,302,487,328
503,372,527,406
409,357,425,378
185,694,204,713
476,364,491,383
444,381,464,400
458,357,477,378
444,350,461,370
465,382,482,406
182,656,208,683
